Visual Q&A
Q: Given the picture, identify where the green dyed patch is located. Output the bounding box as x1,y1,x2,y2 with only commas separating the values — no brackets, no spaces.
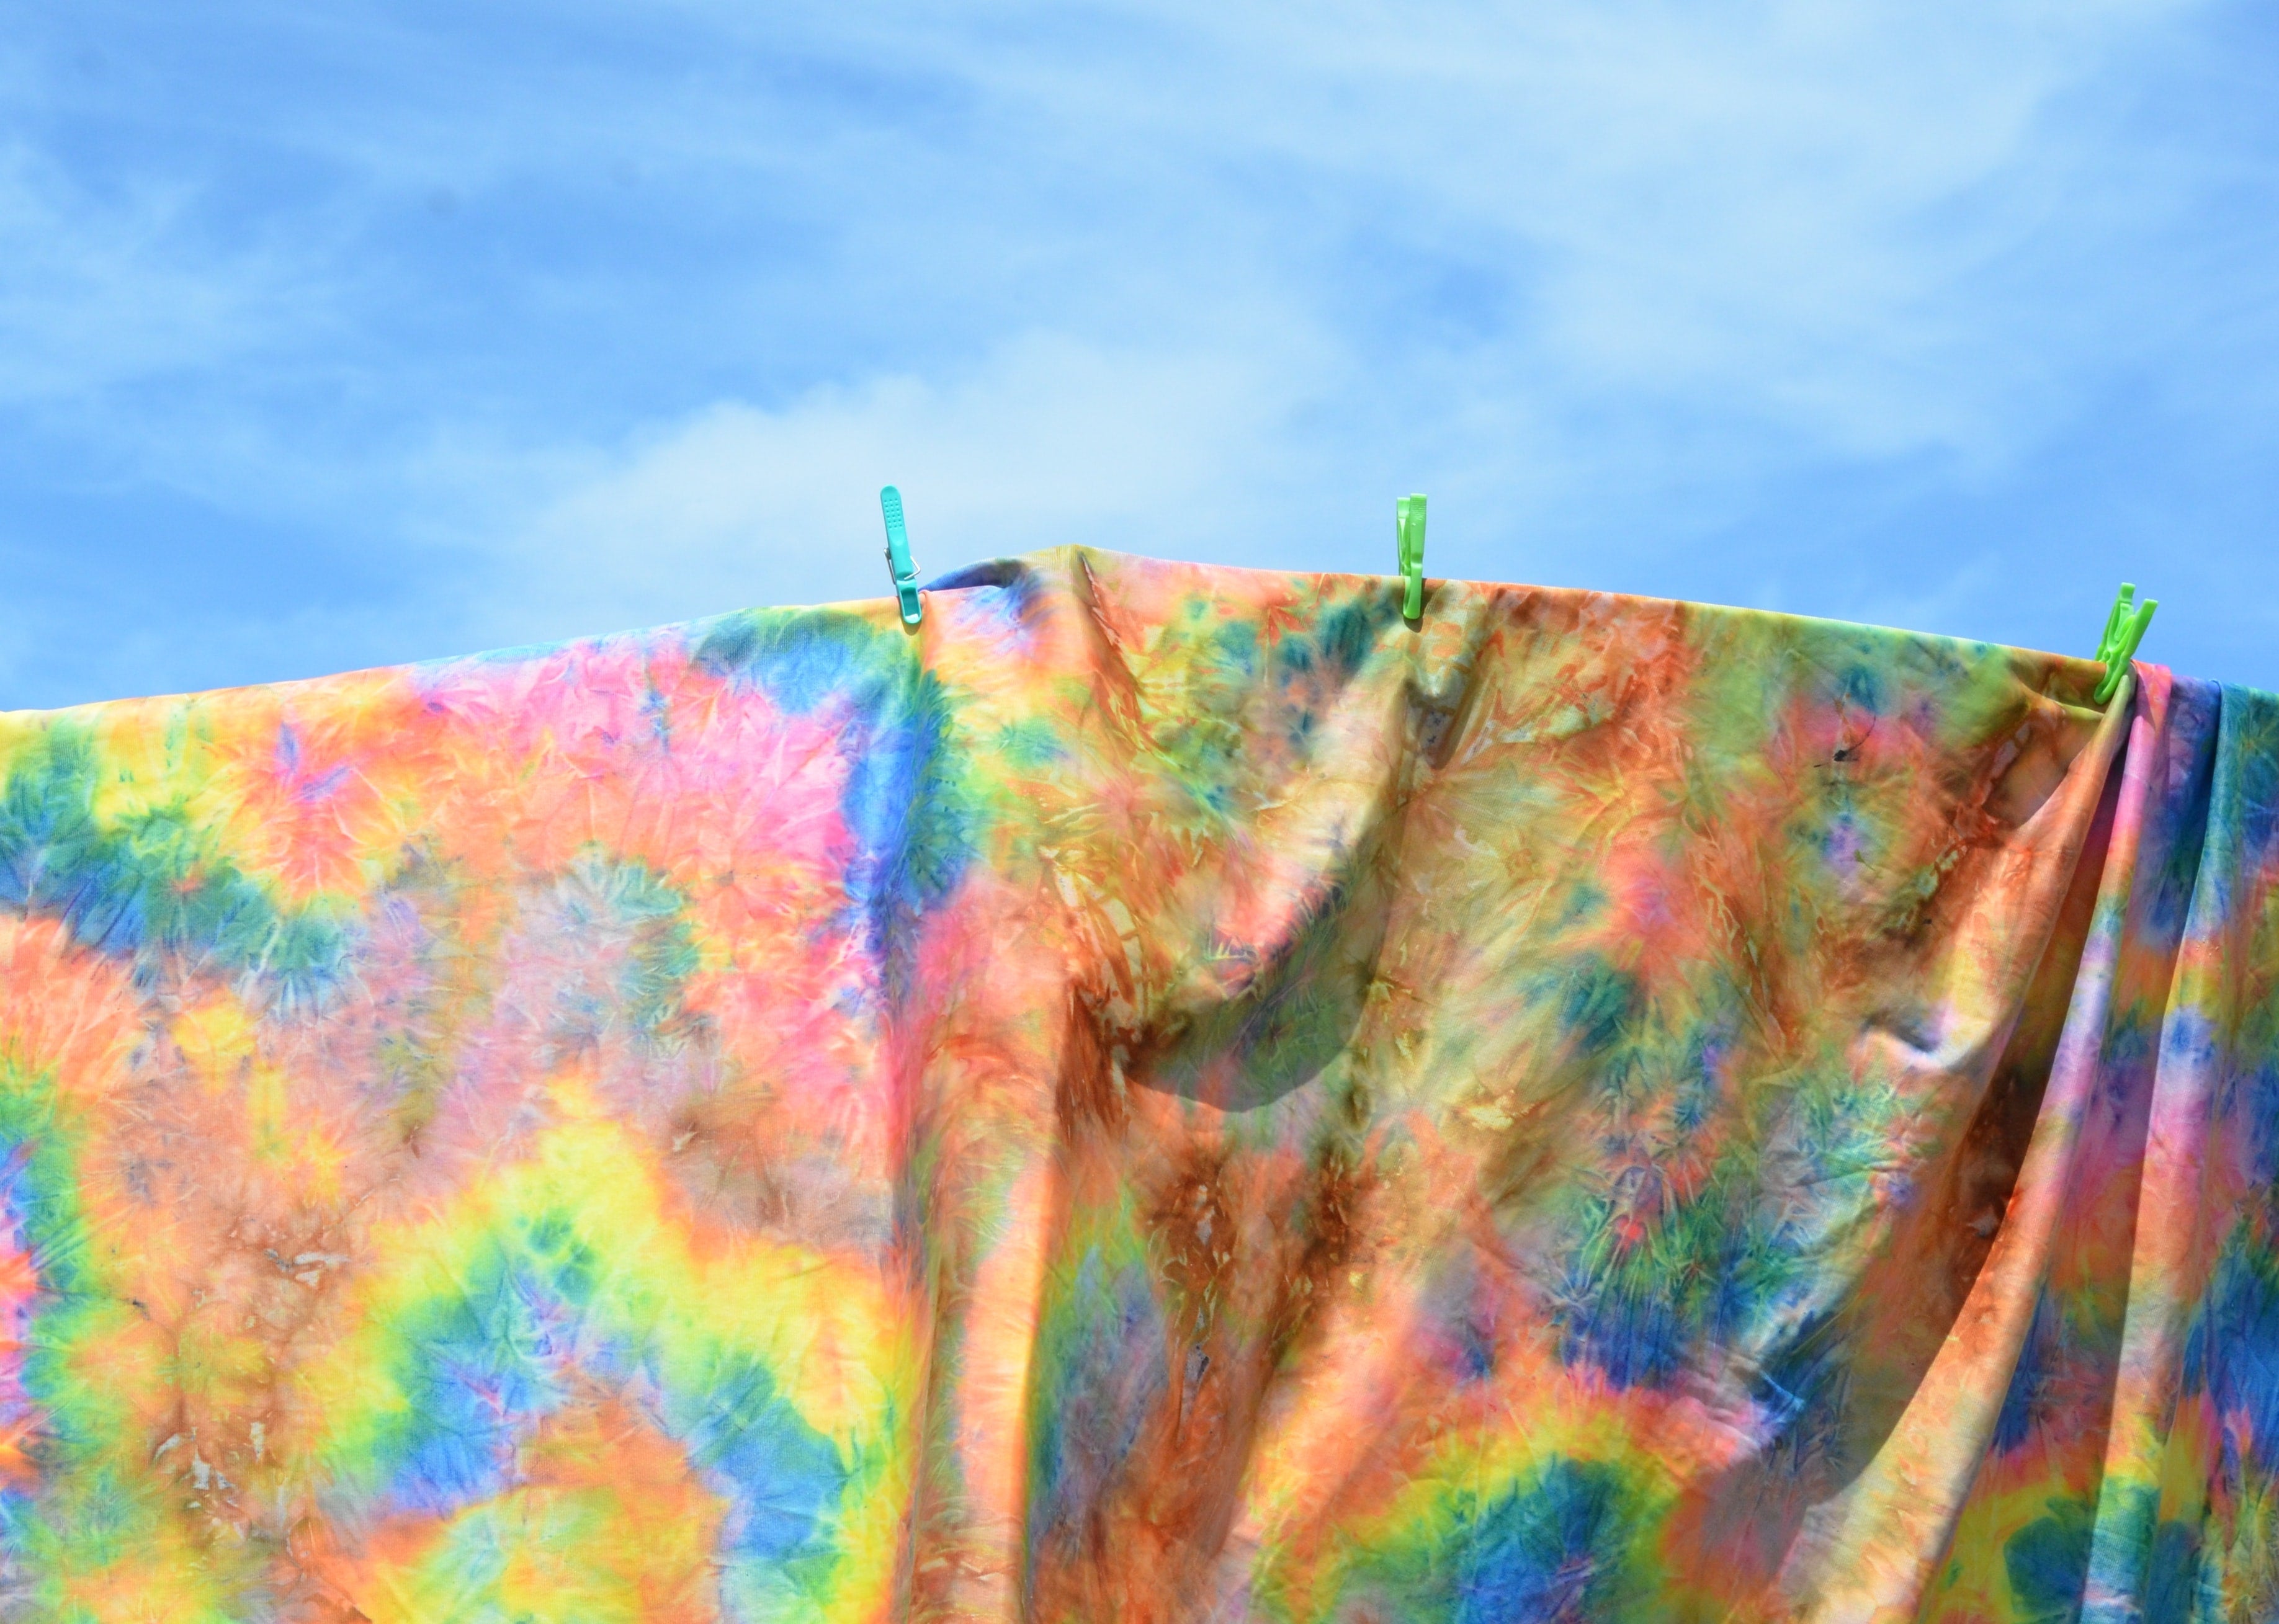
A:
0,723,347,998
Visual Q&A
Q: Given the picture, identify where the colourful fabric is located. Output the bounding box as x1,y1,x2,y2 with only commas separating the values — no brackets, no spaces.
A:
1,547,2274,1623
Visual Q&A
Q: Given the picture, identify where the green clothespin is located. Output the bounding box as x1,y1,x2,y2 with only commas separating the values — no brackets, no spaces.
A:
1396,493,1426,620
880,486,921,628
2091,582,2157,705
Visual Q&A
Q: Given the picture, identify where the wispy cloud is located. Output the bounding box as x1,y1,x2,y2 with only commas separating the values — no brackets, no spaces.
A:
0,142,322,404
1,0,2273,706
442,330,1320,641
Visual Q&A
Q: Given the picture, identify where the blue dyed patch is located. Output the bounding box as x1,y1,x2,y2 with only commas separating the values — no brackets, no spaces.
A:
1557,1281,1686,1390
557,854,700,1040
0,724,346,1000
370,1215,845,1559
375,1255,570,1515
2180,1233,2279,1475
2144,1517,2205,1621
2142,690,2219,944
1745,1308,1853,1467
1271,597,1388,685
1215,618,1260,680
2160,1008,2222,1094
1556,881,1608,930
1823,810,1863,881
0,1135,57,1521
1454,1313,1497,1381
660,1348,846,1562
2004,1497,2092,1621
694,611,882,717
1024,1248,1169,1573
2095,1014,2159,1109
0,1064,113,1493
693,609,975,996
1673,1028,1733,1136
1837,663,1886,715
1558,957,1639,1060
518,1211,605,1323
2218,684,2279,862
1456,1459,1634,1623
1993,1289,2061,1453
1546,992,1830,1403
2247,1060,2279,1194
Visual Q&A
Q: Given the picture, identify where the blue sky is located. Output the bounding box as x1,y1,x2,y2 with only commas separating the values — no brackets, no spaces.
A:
3,0,2275,708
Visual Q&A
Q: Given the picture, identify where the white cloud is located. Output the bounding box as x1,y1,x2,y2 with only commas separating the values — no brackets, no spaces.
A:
869,0,2198,459
6,0,2272,696
420,0,2199,639
429,0,2217,607
443,328,1326,647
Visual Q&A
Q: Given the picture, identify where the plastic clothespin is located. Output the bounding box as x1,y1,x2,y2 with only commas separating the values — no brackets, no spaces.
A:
1396,493,1427,620
2091,582,2157,705
880,486,921,628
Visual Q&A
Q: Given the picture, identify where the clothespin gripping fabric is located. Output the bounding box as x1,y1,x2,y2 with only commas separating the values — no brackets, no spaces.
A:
1397,494,1427,620
881,486,922,628
2092,582,2157,705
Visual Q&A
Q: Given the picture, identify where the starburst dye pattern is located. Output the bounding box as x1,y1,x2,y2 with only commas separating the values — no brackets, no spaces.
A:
1,548,2275,1622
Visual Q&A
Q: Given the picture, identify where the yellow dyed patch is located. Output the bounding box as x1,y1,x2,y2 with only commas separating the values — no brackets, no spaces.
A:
288,1066,911,1622
171,995,257,1093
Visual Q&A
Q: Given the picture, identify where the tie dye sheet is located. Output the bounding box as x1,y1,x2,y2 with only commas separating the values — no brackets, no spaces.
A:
2,547,2277,1623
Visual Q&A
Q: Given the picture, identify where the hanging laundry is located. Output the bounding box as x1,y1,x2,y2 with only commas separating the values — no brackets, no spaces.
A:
1,548,2273,1622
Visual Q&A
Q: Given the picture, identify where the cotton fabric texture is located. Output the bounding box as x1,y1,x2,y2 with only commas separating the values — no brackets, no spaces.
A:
2,549,2275,1623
